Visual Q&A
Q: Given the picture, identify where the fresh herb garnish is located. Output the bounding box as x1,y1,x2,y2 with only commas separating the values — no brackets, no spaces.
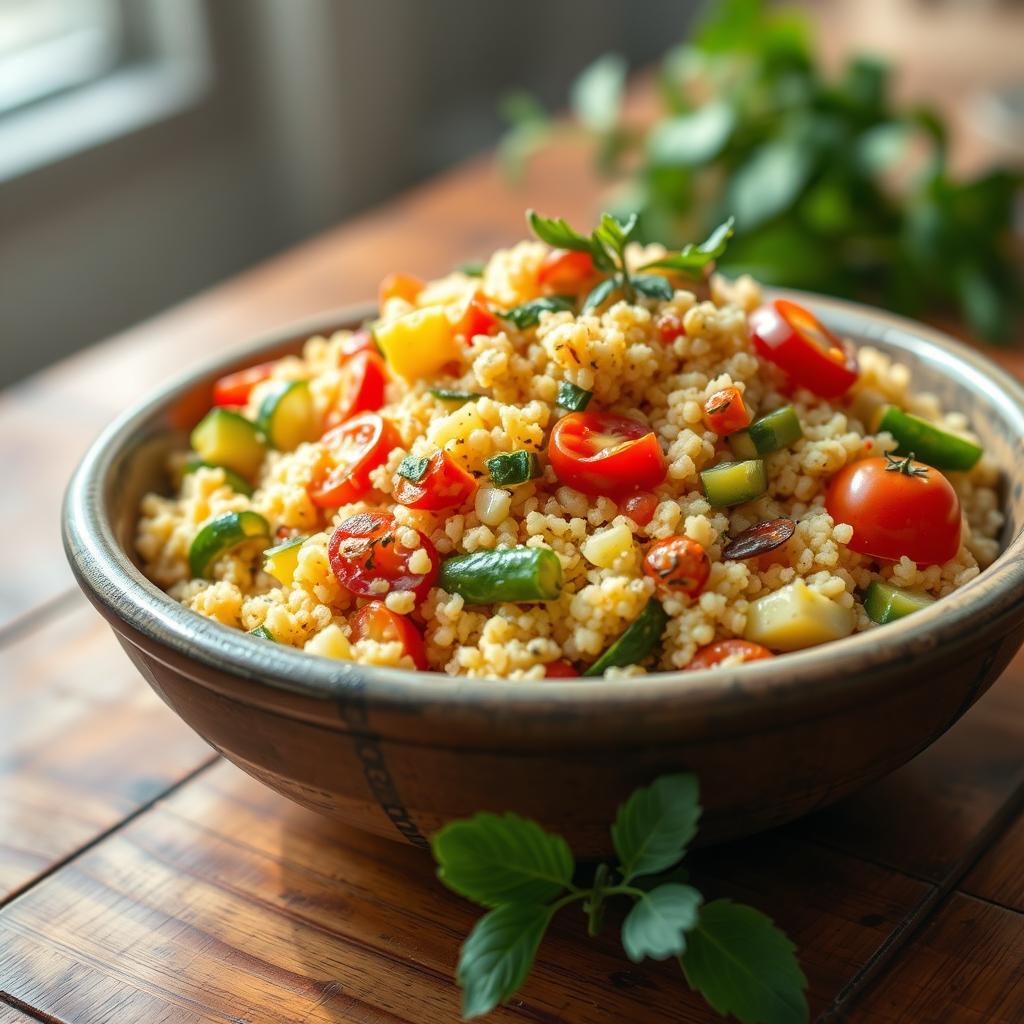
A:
498,294,576,329
458,260,486,277
397,455,430,482
555,380,592,411
432,773,807,1021
430,388,484,404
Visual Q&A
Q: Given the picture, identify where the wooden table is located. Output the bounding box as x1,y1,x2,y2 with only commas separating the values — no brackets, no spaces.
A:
2,136,1023,1023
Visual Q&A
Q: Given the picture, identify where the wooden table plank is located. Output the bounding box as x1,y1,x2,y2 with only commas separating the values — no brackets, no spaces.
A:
0,1002,45,1024
961,807,1024,914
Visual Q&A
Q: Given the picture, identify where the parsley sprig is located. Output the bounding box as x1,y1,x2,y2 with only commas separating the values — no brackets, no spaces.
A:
432,773,808,1021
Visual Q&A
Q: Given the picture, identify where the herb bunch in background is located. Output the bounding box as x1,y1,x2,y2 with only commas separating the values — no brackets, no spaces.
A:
501,0,1021,344
432,774,808,1022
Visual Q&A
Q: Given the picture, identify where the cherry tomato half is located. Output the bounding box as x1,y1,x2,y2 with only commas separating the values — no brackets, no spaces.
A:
394,449,477,511
548,412,667,498
825,453,961,566
620,491,660,528
212,361,276,407
339,329,379,360
351,600,427,670
703,387,752,435
328,511,439,603
537,249,596,292
449,290,498,340
378,272,424,307
643,536,710,597
308,413,401,508
323,350,388,430
544,659,580,678
749,299,859,399
689,639,774,670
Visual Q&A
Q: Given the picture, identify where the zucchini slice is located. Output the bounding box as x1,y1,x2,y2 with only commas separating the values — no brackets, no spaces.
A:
188,510,270,579
700,459,767,507
877,406,982,471
190,408,266,479
249,625,276,641
729,406,803,459
256,379,320,451
864,581,935,624
584,599,668,676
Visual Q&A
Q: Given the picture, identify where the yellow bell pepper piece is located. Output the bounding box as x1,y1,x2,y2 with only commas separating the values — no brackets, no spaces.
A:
375,306,461,381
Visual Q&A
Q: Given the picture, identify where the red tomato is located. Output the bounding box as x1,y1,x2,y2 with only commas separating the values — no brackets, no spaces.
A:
689,639,774,670
393,449,477,511
378,272,424,307
620,491,660,527
323,350,388,430
544,659,580,678
351,600,427,670
749,299,858,399
548,412,667,498
537,249,596,292
655,312,686,343
212,361,276,407
703,387,752,435
450,290,498,340
308,413,401,508
825,453,961,566
328,511,438,602
643,537,710,597
339,329,379,360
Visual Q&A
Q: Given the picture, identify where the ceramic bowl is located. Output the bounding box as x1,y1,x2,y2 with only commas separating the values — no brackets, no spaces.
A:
63,295,1024,854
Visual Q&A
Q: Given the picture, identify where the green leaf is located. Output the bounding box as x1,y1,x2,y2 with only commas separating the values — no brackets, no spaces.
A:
581,275,620,313
726,139,815,231
570,54,627,135
592,212,638,271
622,883,703,962
647,100,735,167
611,773,701,882
457,903,553,1019
957,264,1011,345
632,274,675,301
640,217,735,274
499,295,575,329
458,260,485,277
397,455,429,482
526,210,593,252
680,900,809,1024
432,812,575,907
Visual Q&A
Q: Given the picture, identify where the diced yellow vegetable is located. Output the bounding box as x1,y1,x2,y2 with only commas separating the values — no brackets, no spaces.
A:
263,536,305,586
744,579,855,652
304,624,353,660
582,523,635,569
375,306,461,380
429,402,487,449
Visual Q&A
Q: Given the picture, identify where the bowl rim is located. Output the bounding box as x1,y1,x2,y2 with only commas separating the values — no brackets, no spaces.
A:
63,292,1024,713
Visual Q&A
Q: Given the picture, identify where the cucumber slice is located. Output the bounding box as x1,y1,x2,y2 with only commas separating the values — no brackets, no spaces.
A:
700,459,767,507
182,457,254,497
864,580,936,624
429,388,483,404
256,380,320,451
439,546,562,603
188,510,271,579
877,406,982,471
556,381,593,411
249,625,276,641
263,535,306,586
486,450,539,486
584,599,668,676
729,406,803,459
190,408,266,479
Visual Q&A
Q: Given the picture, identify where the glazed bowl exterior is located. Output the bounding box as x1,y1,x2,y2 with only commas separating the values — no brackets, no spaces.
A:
63,295,1024,853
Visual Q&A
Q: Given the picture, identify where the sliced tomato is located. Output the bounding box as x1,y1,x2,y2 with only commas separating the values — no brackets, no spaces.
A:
328,511,438,602
620,491,660,527
544,659,580,678
394,449,477,511
703,387,751,435
537,249,597,292
689,639,774,670
655,312,686,344
548,411,667,498
351,600,427,670
212,361,276,407
323,350,388,430
749,299,858,399
308,413,400,508
643,536,710,597
339,329,379,360
378,272,424,307
449,290,498,340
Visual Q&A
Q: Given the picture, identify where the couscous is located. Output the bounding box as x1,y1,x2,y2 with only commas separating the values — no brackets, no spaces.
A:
135,211,1002,678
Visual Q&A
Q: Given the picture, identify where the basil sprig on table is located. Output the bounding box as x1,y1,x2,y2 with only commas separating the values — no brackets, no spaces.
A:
432,774,808,1021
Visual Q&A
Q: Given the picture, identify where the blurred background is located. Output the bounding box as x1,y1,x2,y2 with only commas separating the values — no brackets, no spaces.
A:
0,0,1020,388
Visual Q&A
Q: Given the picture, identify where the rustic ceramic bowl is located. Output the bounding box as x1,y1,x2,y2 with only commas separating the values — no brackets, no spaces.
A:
63,295,1024,854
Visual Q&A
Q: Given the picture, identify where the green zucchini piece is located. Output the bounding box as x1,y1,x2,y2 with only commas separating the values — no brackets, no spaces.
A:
188,510,271,579
486,450,539,486
556,381,593,411
700,459,767,507
249,625,276,641
256,379,319,451
439,546,562,603
864,581,936,624
397,455,429,481
729,405,803,459
877,406,982,471
584,599,668,676
429,388,483,403
182,457,254,497
190,408,266,479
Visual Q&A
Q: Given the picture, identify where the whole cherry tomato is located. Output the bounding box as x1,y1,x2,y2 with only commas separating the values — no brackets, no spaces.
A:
449,290,498,340
537,249,596,292
378,272,424,307
212,361,276,407
825,452,961,566
689,639,774,670
749,299,858,399
643,536,710,597
620,491,660,527
544,659,580,678
548,411,667,498
323,350,388,430
703,386,752,435
351,600,427,670
393,449,477,511
328,511,438,602
308,413,400,508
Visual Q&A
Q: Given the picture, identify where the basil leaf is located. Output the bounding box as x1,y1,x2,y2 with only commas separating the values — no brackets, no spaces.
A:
679,900,809,1024
647,100,735,167
499,295,575,329
593,212,638,261
397,455,429,482
432,811,575,907
727,138,815,231
611,773,701,882
581,275,620,313
632,274,674,301
570,53,627,134
526,210,593,252
457,903,553,1019
622,883,703,963
640,217,735,274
